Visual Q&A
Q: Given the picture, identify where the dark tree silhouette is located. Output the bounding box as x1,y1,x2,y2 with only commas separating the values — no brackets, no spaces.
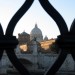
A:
50,42,60,53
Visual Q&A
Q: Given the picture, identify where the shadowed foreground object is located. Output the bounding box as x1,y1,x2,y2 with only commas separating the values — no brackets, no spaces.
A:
0,0,34,75
0,0,75,75
39,0,75,75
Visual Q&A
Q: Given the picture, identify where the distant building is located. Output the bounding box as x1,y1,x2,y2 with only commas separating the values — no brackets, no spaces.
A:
18,31,30,44
44,36,48,41
30,24,43,42
18,24,55,53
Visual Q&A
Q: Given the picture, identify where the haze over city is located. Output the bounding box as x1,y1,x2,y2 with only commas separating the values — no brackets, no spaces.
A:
0,0,75,38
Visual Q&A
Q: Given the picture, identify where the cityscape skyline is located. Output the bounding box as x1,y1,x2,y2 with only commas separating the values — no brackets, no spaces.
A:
0,0,75,38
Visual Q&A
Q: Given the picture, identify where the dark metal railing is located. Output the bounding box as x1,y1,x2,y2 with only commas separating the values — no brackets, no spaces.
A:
0,0,75,75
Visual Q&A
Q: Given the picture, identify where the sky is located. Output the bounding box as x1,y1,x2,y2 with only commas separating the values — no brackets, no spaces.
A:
0,0,75,39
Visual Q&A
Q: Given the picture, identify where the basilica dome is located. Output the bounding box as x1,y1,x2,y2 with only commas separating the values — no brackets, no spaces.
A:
30,24,43,42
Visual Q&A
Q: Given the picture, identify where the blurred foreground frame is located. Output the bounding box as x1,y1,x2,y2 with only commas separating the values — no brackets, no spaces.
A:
39,0,75,75
0,0,75,75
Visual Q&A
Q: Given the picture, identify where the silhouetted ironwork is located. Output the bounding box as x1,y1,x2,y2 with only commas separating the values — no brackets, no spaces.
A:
0,0,34,75
0,0,75,75
39,0,75,75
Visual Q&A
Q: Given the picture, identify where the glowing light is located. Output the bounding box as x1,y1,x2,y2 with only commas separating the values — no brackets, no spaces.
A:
20,44,28,51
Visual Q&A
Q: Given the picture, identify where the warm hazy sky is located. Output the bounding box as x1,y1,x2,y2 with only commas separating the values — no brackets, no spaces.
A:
0,0,75,39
